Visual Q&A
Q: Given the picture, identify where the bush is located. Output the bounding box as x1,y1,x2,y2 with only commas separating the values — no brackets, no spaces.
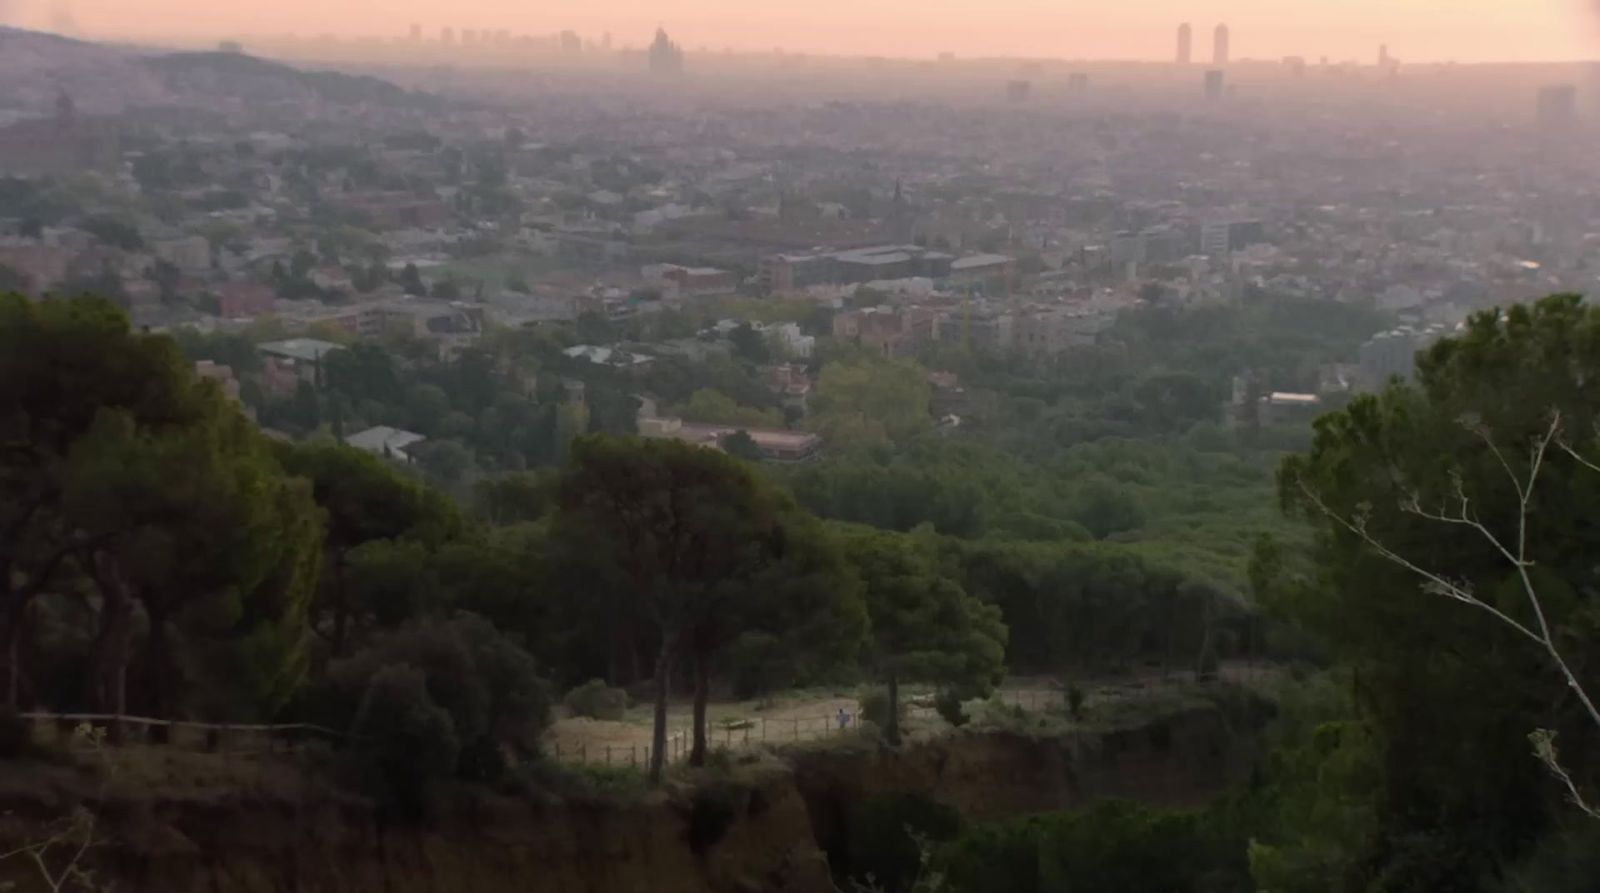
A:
935,689,969,728
939,800,1249,893
563,679,628,721
310,613,553,786
840,792,963,893
860,686,904,730
350,665,460,815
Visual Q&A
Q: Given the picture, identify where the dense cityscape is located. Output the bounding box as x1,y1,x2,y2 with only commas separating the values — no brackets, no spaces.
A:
0,8,1598,893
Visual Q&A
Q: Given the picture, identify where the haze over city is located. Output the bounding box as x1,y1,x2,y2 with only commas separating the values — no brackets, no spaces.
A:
3,0,1600,886
3,0,1600,62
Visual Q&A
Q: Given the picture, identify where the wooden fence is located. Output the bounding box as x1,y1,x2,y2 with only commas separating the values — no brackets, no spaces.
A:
19,712,344,756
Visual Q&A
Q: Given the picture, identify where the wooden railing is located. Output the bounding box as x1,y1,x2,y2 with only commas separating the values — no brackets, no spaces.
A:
19,712,344,755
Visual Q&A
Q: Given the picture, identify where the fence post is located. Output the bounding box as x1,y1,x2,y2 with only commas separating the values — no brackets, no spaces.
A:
793,718,799,741
631,745,637,767
606,745,612,766
581,743,587,764
761,717,767,742
743,725,750,746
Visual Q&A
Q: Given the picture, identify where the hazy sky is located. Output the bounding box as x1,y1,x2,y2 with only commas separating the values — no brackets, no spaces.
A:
10,0,1600,63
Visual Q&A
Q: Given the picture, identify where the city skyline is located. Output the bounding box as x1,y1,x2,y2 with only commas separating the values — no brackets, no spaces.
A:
3,0,1599,64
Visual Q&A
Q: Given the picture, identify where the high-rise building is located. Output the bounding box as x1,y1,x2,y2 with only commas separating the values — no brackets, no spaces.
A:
1067,72,1089,93
649,28,684,74
1204,69,1225,101
1378,43,1389,67
1358,324,1452,391
440,27,454,45
1537,84,1578,129
1176,23,1192,64
1006,80,1031,103
1213,24,1230,66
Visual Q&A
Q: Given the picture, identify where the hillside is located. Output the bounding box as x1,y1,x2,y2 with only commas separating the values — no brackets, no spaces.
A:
0,27,435,118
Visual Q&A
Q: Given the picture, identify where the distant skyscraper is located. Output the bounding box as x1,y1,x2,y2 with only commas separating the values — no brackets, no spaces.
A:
440,27,454,45
649,28,684,74
1378,43,1389,67
1204,69,1225,101
1068,72,1089,93
1537,84,1578,129
1006,80,1031,103
1176,23,1192,64
1213,24,1230,66
409,23,422,41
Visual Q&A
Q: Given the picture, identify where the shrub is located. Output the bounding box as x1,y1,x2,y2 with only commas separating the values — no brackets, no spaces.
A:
935,689,969,728
350,665,460,816
312,613,553,786
841,792,963,893
563,679,628,721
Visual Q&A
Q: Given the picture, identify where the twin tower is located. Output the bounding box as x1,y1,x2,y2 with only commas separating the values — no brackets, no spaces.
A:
1176,23,1228,66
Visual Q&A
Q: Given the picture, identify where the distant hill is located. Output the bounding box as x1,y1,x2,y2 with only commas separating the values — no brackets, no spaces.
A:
0,27,435,118
140,51,440,110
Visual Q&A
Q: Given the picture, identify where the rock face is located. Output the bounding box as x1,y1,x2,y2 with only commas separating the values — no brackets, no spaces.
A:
0,699,1267,893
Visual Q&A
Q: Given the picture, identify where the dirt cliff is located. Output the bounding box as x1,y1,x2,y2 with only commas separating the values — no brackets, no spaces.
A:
0,694,1268,893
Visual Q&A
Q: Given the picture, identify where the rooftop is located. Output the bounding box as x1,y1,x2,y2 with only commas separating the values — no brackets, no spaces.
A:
256,338,343,363
345,425,427,458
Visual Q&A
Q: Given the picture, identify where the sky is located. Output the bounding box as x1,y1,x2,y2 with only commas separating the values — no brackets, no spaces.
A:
6,0,1600,63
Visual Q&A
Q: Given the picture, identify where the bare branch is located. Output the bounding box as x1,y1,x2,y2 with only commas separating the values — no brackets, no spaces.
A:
1293,410,1600,819
1531,729,1600,820
1297,480,1544,646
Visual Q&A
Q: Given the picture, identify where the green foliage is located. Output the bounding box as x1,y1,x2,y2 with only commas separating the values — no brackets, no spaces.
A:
839,792,963,893
938,800,1251,893
318,613,553,786
728,323,771,365
554,435,867,775
563,679,628,721
722,430,765,463
349,664,460,811
810,354,932,448
834,524,1007,743
934,688,970,727
674,388,782,428
275,441,461,655
1275,296,1600,886
0,295,323,720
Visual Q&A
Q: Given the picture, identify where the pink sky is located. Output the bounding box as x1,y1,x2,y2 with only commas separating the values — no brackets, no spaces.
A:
11,0,1600,62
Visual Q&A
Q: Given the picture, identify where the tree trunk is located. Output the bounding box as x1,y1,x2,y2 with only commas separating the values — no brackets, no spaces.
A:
690,644,709,767
144,599,173,740
886,672,901,746
87,553,135,744
0,607,19,709
648,632,676,784
330,554,348,658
